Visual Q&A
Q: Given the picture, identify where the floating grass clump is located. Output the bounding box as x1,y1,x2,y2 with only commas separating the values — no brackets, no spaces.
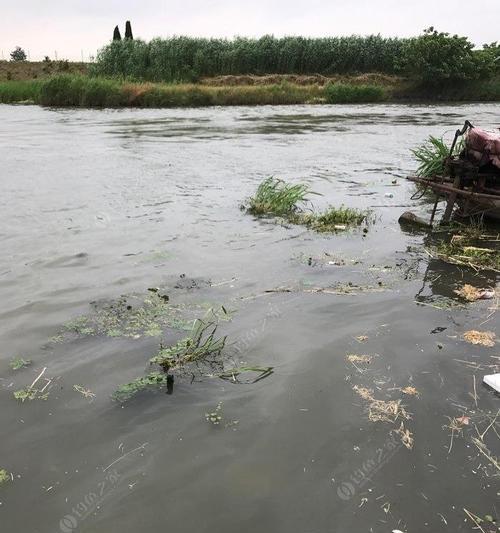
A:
113,311,227,402
112,372,171,403
150,316,227,372
9,357,32,370
294,206,370,232
246,177,315,216
0,469,10,486
246,177,370,233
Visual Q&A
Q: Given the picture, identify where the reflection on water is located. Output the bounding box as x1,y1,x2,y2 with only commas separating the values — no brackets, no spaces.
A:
0,103,498,533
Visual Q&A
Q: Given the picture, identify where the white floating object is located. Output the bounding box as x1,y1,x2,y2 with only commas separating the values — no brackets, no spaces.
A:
483,374,500,393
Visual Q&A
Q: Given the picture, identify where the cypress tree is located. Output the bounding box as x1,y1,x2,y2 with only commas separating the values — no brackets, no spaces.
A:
125,21,133,40
113,26,122,41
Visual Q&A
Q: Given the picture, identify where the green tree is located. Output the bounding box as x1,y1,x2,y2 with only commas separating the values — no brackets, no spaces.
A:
113,25,122,41
399,28,479,85
125,21,133,40
10,46,27,62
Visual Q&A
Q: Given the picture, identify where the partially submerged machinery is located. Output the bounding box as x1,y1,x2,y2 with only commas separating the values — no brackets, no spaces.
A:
408,121,500,223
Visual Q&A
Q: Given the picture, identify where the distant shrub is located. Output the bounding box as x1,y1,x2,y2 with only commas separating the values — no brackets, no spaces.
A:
10,46,27,62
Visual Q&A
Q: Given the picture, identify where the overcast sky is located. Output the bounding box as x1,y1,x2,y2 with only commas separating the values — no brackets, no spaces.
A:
1,0,498,61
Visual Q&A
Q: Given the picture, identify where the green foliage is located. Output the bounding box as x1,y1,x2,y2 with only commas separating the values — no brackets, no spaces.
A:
112,372,170,403
0,469,10,485
412,135,462,177
433,236,500,271
91,34,406,82
10,46,27,62
13,388,49,402
125,21,133,40
9,357,32,371
113,311,227,402
324,82,386,103
150,315,227,371
246,177,315,216
400,28,489,85
0,80,41,103
39,75,124,107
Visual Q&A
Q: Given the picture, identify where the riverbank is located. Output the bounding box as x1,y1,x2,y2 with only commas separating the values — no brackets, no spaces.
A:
0,73,499,107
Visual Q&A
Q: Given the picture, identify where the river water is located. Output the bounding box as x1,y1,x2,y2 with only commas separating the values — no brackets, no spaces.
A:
0,103,498,533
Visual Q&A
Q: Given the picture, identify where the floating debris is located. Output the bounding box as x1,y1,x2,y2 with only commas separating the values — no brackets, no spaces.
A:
13,367,52,402
0,469,10,486
57,290,227,341
9,357,32,371
353,385,411,424
218,366,273,384
112,372,172,403
401,386,420,397
73,385,96,401
463,330,496,347
346,354,372,364
483,374,500,393
454,284,495,301
205,402,223,425
394,422,414,450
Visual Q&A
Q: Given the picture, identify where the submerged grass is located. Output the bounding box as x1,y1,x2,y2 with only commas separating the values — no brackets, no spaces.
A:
246,177,370,232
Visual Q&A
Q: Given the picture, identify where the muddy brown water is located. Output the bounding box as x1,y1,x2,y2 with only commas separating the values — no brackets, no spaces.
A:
0,103,499,533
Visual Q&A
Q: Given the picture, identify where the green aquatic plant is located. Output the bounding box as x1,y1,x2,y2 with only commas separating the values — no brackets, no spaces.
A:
13,388,49,402
113,310,227,402
0,469,10,485
150,315,227,371
112,372,171,403
9,357,32,371
294,206,370,232
429,228,500,271
246,177,317,217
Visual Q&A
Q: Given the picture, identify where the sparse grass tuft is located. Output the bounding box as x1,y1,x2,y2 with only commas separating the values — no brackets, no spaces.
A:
246,177,315,217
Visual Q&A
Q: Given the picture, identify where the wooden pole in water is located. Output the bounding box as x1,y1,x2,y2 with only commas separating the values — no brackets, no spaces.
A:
442,175,461,223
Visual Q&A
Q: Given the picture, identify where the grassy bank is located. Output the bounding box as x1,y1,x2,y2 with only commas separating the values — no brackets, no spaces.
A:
0,74,499,108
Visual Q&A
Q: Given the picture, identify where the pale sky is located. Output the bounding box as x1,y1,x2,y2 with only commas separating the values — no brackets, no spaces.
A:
1,0,498,61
